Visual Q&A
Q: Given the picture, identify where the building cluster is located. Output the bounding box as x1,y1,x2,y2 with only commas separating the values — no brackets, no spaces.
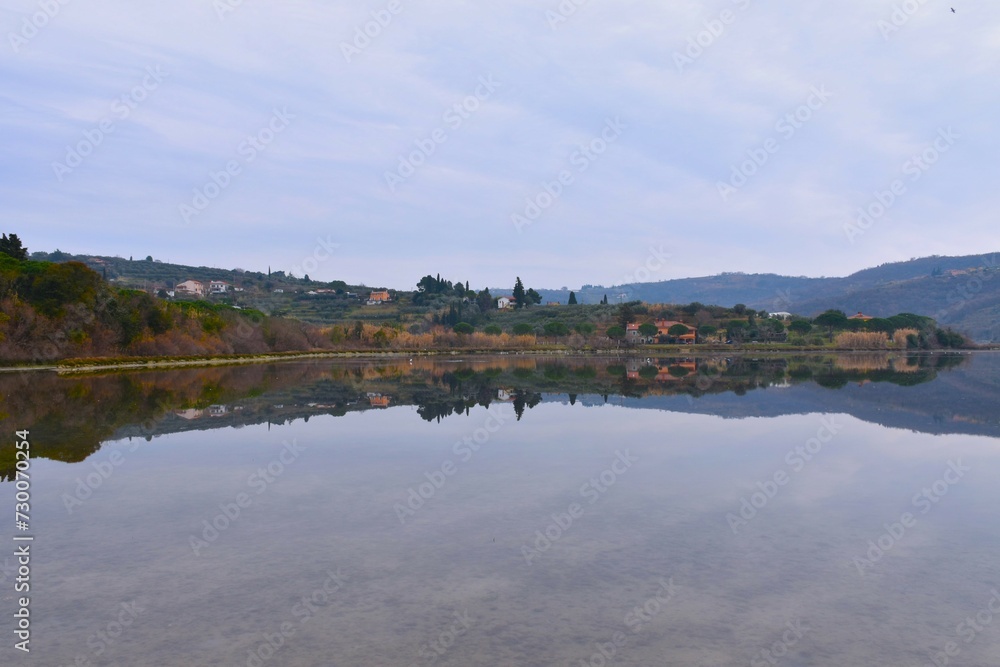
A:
626,319,697,344
174,279,240,297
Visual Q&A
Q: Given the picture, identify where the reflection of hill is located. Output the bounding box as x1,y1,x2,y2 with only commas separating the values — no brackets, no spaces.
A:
1,352,993,480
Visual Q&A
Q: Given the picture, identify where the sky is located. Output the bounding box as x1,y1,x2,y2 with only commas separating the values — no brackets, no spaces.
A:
2,0,999,291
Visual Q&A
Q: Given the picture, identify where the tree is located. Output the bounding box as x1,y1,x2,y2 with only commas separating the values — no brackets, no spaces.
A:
638,323,658,338
543,321,570,337
606,325,626,341
814,310,848,338
526,288,542,305
727,320,748,341
0,233,27,260
476,288,493,312
568,291,578,305
699,324,718,340
145,255,153,262
512,323,534,335
575,322,595,335
733,303,747,316
483,324,502,335
668,323,690,341
617,302,635,329
602,294,608,305
513,277,526,309
788,320,812,335
453,322,474,334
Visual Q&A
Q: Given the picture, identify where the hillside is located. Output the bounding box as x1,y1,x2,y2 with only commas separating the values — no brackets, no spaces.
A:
31,248,999,342
527,253,1000,341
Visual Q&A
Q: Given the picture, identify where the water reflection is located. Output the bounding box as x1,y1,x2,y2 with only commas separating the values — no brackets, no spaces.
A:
0,352,993,480
2,353,999,665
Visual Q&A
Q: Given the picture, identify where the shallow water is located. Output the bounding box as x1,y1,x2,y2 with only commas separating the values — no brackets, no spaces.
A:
2,353,999,666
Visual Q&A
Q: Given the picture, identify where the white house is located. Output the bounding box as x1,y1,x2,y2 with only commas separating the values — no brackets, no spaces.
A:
497,296,514,309
209,280,230,294
175,280,205,296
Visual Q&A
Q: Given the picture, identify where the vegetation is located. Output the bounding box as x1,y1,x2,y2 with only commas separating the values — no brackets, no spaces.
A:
6,235,981,364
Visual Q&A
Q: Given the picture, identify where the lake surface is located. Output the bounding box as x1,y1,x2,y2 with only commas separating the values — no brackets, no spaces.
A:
1,352,999,666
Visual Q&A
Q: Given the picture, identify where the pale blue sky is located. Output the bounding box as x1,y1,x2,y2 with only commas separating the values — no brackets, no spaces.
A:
2,0,998,289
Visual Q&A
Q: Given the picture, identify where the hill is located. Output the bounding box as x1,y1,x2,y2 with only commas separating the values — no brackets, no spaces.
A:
524,253,999,341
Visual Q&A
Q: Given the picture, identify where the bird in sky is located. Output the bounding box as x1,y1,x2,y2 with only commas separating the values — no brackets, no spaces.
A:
952,7,956,12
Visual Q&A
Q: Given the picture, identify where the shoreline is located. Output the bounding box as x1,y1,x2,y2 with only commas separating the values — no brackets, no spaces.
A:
0,345,992,375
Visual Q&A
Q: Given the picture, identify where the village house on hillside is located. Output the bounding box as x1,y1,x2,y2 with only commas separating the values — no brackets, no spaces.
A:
496,296,514,309
175,280,205,297
367,290,391,305
209,280,230,294
626,319,697,344
848,311,874,321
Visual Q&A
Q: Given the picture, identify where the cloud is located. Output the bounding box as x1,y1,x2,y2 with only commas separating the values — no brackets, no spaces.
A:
3,0,999,288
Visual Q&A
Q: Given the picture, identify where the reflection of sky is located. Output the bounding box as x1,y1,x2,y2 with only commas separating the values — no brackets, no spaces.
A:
5,402,1000,665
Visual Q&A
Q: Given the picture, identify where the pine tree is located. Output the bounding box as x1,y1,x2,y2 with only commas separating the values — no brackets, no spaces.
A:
0,233,27,260
513,277,526,309
568,291,578,305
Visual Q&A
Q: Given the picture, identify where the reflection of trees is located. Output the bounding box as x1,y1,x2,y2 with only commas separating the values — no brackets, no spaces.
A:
0,353,973,480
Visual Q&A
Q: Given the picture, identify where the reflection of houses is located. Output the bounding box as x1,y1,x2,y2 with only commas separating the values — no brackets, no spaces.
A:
175,408,205,420
367,392,391,408
175,280,205,297
496,388,514,402
655,360,698,380
208,405,228,416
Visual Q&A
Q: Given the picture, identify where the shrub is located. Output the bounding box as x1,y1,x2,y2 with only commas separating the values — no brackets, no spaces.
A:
834,331,889,349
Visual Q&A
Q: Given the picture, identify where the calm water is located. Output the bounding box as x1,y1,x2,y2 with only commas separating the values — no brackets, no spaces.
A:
1,352,999,666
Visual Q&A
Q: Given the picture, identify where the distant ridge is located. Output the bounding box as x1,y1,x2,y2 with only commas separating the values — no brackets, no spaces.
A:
34,250,1000,342
523,253,1000,342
